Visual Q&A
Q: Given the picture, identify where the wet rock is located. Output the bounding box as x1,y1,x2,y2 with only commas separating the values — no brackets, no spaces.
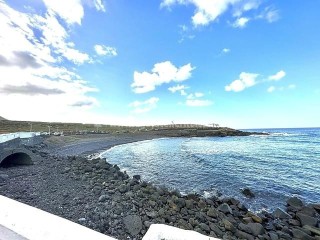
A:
287,196,304,208
241,188,255,198
297,212,318,227
247,212,263,223
123,215,142,236
247,222,265,236
243,217,253,223
185,199,194,210
299,206,317,217
218,203,233,214
133,175,141,181
292,228,315,240
289,218,301,226
273,208,292,219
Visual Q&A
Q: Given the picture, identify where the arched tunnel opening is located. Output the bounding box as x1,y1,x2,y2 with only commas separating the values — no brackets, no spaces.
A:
0,152,33,168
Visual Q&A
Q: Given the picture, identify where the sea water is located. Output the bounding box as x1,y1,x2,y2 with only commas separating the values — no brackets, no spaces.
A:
101,128,320,212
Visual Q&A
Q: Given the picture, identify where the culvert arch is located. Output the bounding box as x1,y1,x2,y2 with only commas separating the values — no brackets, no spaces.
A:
0,148,34,168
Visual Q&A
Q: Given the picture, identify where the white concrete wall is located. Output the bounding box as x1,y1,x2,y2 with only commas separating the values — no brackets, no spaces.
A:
143,224,219,240
0,195,117,240
0,132,40,143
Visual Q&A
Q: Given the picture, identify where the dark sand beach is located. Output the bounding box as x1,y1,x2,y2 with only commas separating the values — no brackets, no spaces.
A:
0,132,319,240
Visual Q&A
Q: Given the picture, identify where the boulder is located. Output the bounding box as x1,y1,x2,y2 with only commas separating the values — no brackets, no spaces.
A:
236,230,255,240
303,225,320,236
199,223,210,232
299,206,317,217
218,203,233,214
297,212,318,227
123,215,142,236
287,197,304,208
222,219,235,232
292,228,315,240
247,222,265,236
119,184,129,193
273,208,292,219
207,208,219,218
209,223,224,236
98,194,109,202
241,188,255,198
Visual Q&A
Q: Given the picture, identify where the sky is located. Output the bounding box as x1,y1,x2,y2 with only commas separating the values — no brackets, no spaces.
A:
0,0,319,129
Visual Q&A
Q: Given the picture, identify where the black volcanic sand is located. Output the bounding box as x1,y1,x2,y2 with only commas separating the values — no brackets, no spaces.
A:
0,133,320,240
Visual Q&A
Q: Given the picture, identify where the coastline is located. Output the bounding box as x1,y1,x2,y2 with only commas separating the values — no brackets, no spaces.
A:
0,133,319,240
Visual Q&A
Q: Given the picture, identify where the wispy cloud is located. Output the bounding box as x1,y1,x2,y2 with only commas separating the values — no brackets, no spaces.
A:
94,45,118,57
129,97,160,113
185,92,212,107
267,84,296,93
132,61,195,93
161,0,278,28
168,84,189,96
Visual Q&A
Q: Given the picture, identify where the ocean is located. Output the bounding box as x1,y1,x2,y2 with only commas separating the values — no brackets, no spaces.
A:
101,128,320,212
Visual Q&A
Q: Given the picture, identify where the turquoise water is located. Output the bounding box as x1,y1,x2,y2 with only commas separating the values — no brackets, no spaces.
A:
101,128,320,212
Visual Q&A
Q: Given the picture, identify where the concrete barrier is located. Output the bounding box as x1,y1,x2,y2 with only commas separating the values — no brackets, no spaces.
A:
0,195,117,240
142,224,219,240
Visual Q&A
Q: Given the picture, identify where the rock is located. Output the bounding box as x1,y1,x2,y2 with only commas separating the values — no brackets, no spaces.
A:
312,204,320,212
123,215,142,236
297,212,318,227
299,206,317,217
303,225,320,236
289,219,301,226
98,194,109,202
0,174,9,181
287,196,304,208
119,184,129,193
222,219,235,232
178,219,190,230
292,228,315,240
243,217,253,223
144,221,152,228
273,208,292,219
209,223,224,236
199,223,210,232
247,212,263,223
133,175,141,181
207,208,219,218
218,203,233,214
185,200,194,209
78,218,86,223
146,211,157,218
269,231,279,240
241,188,255,198
236,230,255,240
247,222,265,236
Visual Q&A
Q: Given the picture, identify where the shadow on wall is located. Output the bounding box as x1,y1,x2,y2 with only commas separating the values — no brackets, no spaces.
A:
0,152,33,168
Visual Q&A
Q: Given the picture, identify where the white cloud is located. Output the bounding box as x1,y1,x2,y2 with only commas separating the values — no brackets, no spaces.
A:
168,84,189,95
161,0,263,27
225,72,259,92
267,86,275,93
232,17,250,28
42,0,84,25
186,99,212,107
132,61,195,93
94,45,117,56
129,97,159,113
222,48,231,54
268,70,286,81
0,1,99,122
162,1,279,28
92,0,106,12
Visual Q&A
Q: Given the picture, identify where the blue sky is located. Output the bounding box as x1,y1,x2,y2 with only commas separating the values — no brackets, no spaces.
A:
0,0,319,128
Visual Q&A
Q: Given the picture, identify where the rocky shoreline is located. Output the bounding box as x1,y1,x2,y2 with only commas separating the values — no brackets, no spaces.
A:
0,136,319,240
